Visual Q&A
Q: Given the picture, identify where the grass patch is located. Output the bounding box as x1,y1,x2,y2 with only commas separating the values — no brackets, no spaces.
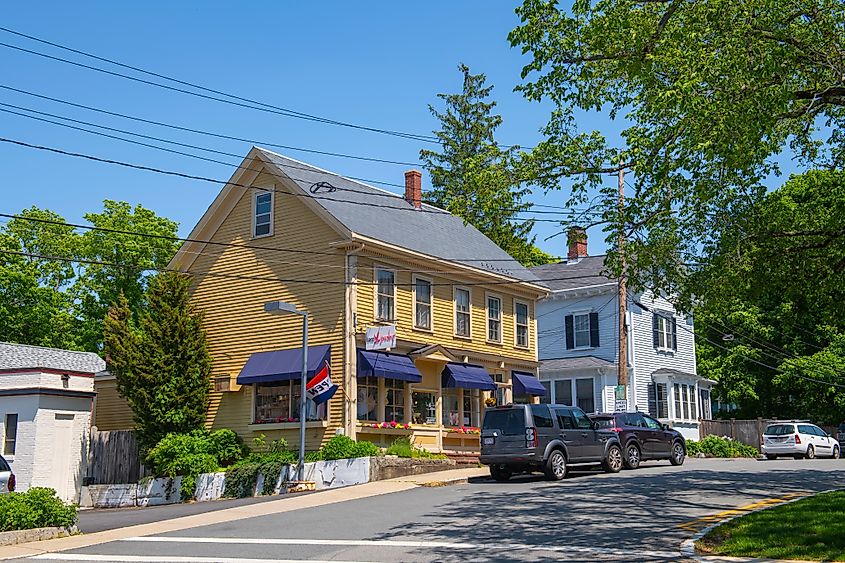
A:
697,491,845,561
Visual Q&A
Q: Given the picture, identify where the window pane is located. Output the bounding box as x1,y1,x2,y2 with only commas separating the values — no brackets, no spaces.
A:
4,414,17,456
530,405,554,428
515,302,529,347
674,383,682,419
254,222,271,237
516,302,528,324
356,377,378,421
571,408,592,429
443,389,459,426
377,269,395,320
575,378,594,413
657,383,669,419
415,279,432,330
412,391,437,425
682,385,690,419
554,380,572,405
385,378,405,422
463,390,480,426
539,381,551,404
255,383,291,423
574,314,591,348
487,297,501,341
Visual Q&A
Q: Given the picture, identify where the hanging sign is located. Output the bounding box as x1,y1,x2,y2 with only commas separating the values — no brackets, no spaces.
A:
365,325,396,350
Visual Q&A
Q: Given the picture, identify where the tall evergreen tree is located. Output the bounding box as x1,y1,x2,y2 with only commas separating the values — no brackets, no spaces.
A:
420,64,553,267
104,272,212,453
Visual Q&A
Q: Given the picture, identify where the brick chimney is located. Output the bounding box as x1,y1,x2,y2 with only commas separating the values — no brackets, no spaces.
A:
404,170,422,209
567,226,588,261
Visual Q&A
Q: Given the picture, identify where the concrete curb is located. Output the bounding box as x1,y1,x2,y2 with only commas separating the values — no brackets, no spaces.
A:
679,488,840,562
0,526,78,547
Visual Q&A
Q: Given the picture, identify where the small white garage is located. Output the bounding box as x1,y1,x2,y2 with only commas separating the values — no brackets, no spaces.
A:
0,342,102,502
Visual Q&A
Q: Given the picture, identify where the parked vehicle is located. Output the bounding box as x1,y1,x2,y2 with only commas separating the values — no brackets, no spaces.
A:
590,412,687,469
480,403,624,481
837,422,845,446
0,455,15,493
761,422,840,460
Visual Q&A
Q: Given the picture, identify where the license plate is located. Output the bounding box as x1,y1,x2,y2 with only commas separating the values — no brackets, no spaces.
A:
483,437,494,445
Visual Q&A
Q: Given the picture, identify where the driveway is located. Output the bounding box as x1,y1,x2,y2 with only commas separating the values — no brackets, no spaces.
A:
10,457,844,562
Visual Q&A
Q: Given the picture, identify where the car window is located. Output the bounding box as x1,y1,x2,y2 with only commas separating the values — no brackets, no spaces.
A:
797,424,815,435
571,407,593,429
811,426,826,436
555,408,575,429
530,405,554,428
629,414,648,428
765,424,795,435
482,409,526,435
642,415,662,430
0,456,9,472
592,416,615,429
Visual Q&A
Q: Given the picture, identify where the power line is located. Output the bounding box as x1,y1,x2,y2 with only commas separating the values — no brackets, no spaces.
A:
0,84,420,167
0,29,438,143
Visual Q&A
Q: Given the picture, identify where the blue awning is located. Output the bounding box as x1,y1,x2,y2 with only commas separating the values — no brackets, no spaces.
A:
442,363,496,391
236,345,331,385
512,371,546,396
357,349,422,382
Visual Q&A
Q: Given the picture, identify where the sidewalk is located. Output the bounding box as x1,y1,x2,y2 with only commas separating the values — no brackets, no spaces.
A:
0,467,489,560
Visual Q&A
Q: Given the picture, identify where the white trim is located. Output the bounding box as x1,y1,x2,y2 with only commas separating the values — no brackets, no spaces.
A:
373,265,397,323
411,274,434,332
453,286,472,339
251,188,274,239
513,298,531,349
485,292,503,344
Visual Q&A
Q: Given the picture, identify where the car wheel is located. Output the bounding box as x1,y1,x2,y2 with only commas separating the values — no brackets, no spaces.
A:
670,441,686,466
603,444,623,473
543,450,567,481
833,445,841,459
765,454,778,460
624,443,641,470
490,464,512,482
806,445,816,459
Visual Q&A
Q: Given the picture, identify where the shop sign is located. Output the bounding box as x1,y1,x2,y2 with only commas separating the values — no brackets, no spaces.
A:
365,325,396,350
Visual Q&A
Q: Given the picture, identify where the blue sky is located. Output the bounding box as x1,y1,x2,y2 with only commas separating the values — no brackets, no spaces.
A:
0,2,793,260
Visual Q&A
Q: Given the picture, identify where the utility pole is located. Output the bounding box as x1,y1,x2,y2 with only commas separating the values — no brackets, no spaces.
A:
616,163,628,412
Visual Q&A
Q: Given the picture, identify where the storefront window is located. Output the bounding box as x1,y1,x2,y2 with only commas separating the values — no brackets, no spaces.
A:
412,391,437,425
385,378,405,422
255,381,325,423
463,389,480,426
357,377,378,421
443,389,460,426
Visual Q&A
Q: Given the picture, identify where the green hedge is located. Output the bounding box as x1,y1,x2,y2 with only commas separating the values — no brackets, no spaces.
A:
385,437,447,459
686,435,759,458
0,488,77,532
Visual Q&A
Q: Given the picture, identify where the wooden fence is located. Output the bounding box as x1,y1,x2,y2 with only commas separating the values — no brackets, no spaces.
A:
699,419,837,451
85,427,150,485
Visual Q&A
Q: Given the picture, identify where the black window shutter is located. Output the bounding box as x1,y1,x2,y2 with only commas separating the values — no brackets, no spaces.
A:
652,314,660,347
565,315,575,350
671,317,677,350
647,383,657,417
658,383,669,418
589,312,600,347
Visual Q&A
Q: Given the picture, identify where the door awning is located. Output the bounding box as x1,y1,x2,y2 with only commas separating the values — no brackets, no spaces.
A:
442,363,496,391
357,350,422,382
236,345,331,385
512,371,547,396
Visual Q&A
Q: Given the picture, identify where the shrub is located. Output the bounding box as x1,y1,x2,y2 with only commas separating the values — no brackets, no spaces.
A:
686,435,759,458
385,437,447,460
0,488,77,532
319,435,380,461
224,437,297,498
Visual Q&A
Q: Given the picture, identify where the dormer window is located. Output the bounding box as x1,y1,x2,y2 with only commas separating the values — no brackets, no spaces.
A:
253,191,273,238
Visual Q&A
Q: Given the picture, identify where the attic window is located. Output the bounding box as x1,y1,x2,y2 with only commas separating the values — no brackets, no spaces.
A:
253,191,273,238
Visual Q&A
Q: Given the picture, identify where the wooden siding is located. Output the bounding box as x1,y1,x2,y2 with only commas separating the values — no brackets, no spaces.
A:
93,378,134,431
184,168,347,448
356,255,538,363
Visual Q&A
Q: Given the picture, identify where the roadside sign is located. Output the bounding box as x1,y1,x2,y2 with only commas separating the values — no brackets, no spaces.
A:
615,385,626,400
614,399,628,412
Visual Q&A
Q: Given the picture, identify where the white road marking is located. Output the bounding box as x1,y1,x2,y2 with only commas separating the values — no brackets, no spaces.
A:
122,536,680,559
31,555,372,563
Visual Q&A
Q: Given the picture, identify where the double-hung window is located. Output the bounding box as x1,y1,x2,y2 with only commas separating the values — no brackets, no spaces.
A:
574,313,591,348
413,277,432,330
376,268,395,321
253,191,273,237
672,383,697,421
3,414,17,456
515,301,529,348
653,313,677,350
454,288,471,337
487,295,502,343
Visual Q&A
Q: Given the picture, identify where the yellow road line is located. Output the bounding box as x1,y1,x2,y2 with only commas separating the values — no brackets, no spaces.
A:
676,492,809,533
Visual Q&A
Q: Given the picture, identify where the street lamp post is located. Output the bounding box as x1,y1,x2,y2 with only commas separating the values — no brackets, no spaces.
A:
264,300,308,481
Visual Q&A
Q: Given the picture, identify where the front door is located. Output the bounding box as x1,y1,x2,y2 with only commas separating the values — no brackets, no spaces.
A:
51,414,75,502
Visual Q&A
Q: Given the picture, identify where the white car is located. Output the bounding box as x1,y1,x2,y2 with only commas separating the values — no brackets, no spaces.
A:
762,422,840,460
0,455,14,493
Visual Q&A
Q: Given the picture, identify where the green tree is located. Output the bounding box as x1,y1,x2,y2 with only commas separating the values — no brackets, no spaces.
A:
420,64,554,267
75,200,179,352
509,0,845,289
0,208,81,349
104,272,212,453
693,171,845,423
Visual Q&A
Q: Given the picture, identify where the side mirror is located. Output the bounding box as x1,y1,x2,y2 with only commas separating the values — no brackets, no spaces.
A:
661,423,670,431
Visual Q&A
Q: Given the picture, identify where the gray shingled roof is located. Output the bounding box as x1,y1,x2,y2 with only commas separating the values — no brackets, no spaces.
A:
540,356,616,371
529,255,615,291
0,342,105,374
259,149,540,284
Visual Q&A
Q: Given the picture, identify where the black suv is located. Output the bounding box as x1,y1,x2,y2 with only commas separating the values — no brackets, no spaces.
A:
480,404,623,481
590,412,686,469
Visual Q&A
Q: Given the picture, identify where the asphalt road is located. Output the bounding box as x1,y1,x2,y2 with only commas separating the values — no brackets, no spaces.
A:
16,457,845,562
